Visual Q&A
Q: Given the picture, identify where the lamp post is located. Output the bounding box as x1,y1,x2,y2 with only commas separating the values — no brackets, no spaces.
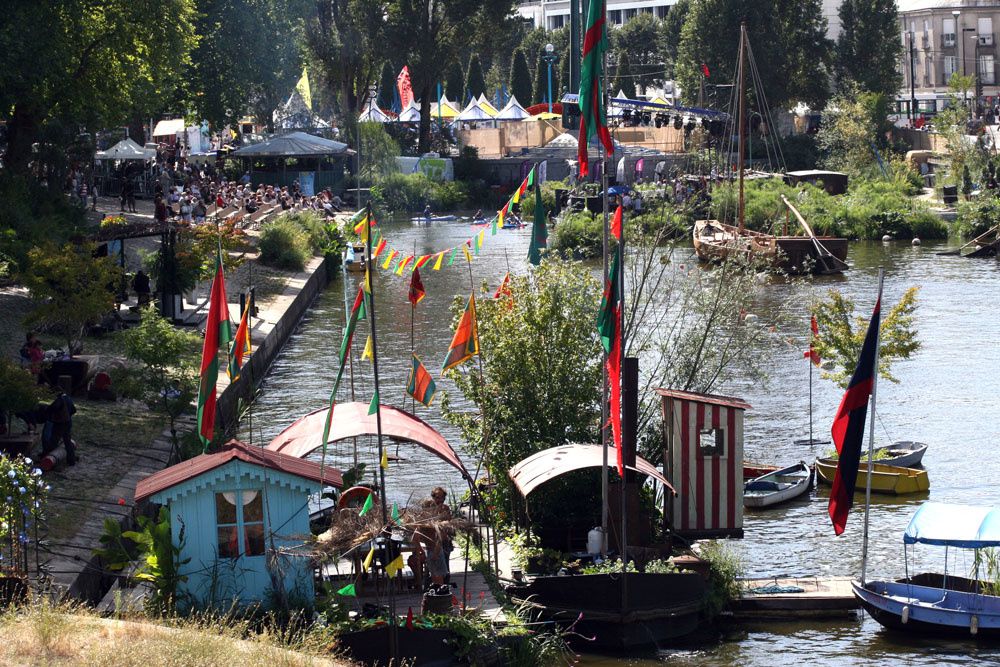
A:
543,43,559,114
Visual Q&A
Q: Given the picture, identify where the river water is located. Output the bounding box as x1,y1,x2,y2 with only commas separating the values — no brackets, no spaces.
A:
240,216,1000,665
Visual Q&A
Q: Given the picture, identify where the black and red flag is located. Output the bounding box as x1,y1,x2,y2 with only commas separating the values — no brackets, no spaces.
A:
827,293,882,535
803,316,821,365
596,205,624,478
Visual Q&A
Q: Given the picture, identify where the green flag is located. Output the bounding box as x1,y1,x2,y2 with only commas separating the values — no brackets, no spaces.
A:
528,173,548,266
392,503,401,523
368,390,379,415
337,583,356,596
359,491,374,516
577,0,614,176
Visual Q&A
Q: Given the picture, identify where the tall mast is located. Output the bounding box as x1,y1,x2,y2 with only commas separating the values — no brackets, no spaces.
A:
737,23,747,233
860,268,885,586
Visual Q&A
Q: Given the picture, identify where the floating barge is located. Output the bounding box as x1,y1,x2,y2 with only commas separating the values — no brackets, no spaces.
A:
729,576,859,619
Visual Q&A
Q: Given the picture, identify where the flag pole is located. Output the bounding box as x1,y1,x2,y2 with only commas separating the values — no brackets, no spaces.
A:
860,268,885,586
364,202,398,659
808,316,813,446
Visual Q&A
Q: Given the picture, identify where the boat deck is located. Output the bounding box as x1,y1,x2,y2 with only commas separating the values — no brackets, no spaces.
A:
729,576,859,619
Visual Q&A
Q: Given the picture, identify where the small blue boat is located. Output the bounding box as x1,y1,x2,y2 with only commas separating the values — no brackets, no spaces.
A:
855,502,1000,638
411,214,457,223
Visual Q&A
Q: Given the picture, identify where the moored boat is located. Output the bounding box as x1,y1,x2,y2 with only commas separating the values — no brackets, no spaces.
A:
342,243,366,273
854,502,1000,637
815,459,929,495
821,440,928,470
743,461,812,508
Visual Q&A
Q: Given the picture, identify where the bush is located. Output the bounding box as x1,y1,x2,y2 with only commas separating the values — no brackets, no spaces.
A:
549,211,604,258
258,218,311,271
956,195,1000,238
282,211,344,257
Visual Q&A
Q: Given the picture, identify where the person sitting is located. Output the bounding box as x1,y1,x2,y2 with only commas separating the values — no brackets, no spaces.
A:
133,270,152,307
192,198,207,223
423,204,433,219
472,209,484,222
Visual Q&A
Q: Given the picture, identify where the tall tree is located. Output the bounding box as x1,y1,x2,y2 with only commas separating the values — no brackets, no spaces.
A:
613,13,663,95
835,0,903,96
659,0,691,78
533,47,549,106
376,61,397,111
388,0,515,153
445,61,466,103
509,49,533,105
614,51,635,98
676,0,833,109
0,0,197,176
305,0,387,126
465,54,487,102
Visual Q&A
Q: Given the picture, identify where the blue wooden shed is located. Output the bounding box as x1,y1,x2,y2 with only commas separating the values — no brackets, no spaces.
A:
135,439,342,610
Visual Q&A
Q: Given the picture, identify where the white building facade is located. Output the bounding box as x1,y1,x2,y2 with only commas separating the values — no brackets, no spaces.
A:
517,0,676,31
896,0,1000,116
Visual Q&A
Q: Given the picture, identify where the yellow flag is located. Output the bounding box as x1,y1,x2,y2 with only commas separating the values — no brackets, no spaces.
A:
462,244,473,263
296,68,312,110
363,266,372,294
380,448,388,469
433,251,445,271
362,335,373,361
363,546,375,571
385,553,405,578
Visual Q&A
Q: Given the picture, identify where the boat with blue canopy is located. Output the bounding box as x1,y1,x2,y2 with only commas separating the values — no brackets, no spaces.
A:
853,502,1000,637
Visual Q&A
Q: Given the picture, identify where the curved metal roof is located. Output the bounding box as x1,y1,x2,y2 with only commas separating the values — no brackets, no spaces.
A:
266,402,471,480
231,131,350,157
508,443,675,497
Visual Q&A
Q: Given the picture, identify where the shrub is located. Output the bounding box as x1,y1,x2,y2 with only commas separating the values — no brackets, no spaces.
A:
369,172,475,213
549,211,603,258
282,211,344,257
956,195,1000,238
258,218,311,271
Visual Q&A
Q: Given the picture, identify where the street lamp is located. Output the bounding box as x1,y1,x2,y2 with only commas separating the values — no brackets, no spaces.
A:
542,43,559,114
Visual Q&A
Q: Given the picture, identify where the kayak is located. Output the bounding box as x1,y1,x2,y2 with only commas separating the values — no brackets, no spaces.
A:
411,215,458,222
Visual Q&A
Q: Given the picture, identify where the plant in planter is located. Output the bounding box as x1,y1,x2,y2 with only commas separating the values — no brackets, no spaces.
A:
0,454,48,599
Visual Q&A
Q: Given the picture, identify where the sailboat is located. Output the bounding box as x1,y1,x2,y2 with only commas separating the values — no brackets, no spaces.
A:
692,25,848,275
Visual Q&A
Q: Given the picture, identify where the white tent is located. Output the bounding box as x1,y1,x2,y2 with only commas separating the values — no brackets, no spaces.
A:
455,99,494,122
608,89,634,118
359,100,391,123
152,119,185,139
95,138,155,161
476,93,500,117
495,96,531,121
397,100,422,122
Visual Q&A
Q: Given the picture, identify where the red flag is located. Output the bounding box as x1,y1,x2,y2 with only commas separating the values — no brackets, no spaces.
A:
441,294,479,372
828,296,882,535
227,304,252,380
611,205,623,241
408,267,426,305
397,66,414,109
701,63,711,78
196,252,233,450
493,272,512,299
577,0,614,176
405,607,414,631
804,316,820,365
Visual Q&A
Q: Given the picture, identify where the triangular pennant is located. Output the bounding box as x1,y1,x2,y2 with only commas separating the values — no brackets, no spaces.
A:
363,546,375,571
362,335,373,361
392,503,401,523
337,583,356,596
408,268,426,305
380,448,388,469
385,553,405,578
359,491,374,516
433,251,445,271
368,391,379,415
382,249,399,270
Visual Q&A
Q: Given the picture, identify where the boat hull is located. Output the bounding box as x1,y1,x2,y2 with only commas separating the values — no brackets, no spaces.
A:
509,572,706,651
693,219,848,275
854,580,1000,638
815,460,930,495
744,462,812,508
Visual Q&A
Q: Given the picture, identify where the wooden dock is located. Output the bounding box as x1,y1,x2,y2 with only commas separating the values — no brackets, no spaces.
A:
728,576,859,619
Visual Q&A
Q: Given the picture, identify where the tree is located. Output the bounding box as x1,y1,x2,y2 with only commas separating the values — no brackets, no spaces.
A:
376,61,397,111
613,13,662,95
816,86,892,176
0,359,46,434
810,287,921,389
304,0,387,126
509,49,533,107
835,0,902,96
675,0,832,109
23,243,122,353
122,306,201,458
533,47,549,106
445,61,466,103
465,54,487,102
614,51,635,98
358,122,401,181
0,0,197,176
387,0,515,153
441,261,602,528
659,0,691,78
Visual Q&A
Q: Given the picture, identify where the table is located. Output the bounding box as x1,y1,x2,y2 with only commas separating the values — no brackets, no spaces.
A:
0,434,38,459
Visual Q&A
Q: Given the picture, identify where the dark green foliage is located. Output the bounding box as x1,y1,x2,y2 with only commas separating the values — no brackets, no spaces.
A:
612,13,662,94
533,47,549,106
465,54,487,102
836,0,902,96
614,51,635,98
258,219,313,271
549,211,604,258
369,173,473,212
376,60,397,110
445,61,466,102
956,195,1000,237
0,176,87,274
509,49,533,106
660,0,691,77
780,133,821,171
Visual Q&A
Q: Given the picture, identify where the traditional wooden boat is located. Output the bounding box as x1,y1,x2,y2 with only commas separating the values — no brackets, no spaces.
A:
743,461,812,508
508,572,706,651
342,243,366,273
815,459,929,495
854,503,1000,638
821,441,928,470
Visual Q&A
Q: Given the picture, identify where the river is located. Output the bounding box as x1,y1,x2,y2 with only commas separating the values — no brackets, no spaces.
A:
240,216,1000,665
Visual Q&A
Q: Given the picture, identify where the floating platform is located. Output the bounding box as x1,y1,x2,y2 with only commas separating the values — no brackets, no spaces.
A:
728,576,859,619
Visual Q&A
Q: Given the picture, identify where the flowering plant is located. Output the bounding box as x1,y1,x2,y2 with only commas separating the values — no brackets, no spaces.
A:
99,214,129,228
0,455,48,576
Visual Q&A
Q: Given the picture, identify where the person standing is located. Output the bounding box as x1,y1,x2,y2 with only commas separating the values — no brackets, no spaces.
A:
46,391,77,466
133,269,151,307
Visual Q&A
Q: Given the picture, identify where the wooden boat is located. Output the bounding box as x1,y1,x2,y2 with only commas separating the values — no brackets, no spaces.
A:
342,243,366,273
815,459,929,495
743,461,812,508
855,503,1000,638
508,572,706,651
821,441,928,469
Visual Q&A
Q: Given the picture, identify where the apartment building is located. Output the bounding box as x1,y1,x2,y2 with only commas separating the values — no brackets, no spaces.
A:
516,0,676,31
897,0,1000,115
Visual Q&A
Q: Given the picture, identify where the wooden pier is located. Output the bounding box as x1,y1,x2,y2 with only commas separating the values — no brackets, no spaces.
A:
728,576,859,619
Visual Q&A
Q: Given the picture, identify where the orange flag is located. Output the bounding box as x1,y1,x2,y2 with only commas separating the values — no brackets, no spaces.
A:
442,294,479,372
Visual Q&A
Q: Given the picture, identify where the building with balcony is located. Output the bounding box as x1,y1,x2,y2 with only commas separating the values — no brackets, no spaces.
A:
896,0,1000,117
517,0,676,31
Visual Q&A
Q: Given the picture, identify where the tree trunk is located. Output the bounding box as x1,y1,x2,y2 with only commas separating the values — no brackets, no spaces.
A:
417,82,433,155
5,104,40,177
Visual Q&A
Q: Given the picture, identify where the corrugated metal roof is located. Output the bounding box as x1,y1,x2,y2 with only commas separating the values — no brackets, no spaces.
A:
655,389,752,411
508,443,675,497
135,440,343,502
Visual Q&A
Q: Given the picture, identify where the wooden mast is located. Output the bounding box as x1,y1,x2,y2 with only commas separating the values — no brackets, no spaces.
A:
737,22,747,233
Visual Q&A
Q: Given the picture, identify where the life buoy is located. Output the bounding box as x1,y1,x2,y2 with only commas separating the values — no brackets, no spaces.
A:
338,486,378,510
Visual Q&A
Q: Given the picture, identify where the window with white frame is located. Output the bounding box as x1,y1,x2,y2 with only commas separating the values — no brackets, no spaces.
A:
980,55,996,85
944,55,959,83
609,9,622,25
943,18,956,46
978,17,993,44
216,489,265,558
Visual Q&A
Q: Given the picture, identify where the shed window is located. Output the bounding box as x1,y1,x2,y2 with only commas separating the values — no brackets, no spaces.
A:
699,428,725,457
216,490,265,558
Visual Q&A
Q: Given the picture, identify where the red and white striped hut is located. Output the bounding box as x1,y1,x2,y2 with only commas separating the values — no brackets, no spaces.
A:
657,389,751,539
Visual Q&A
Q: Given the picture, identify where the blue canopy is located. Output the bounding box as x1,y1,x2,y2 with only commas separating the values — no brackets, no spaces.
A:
903,502,1000,548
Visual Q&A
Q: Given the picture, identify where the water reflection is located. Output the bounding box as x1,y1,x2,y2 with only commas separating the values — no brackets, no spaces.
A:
241,220,1000,663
